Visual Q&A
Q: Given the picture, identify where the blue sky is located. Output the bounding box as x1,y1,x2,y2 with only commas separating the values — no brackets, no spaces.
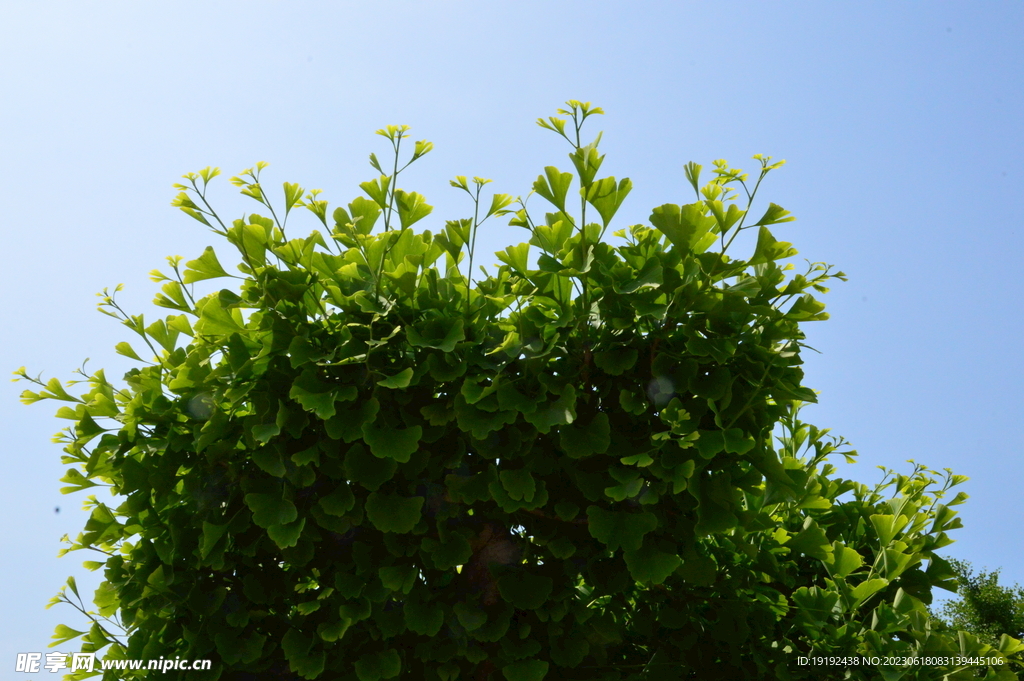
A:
3,1,1022,664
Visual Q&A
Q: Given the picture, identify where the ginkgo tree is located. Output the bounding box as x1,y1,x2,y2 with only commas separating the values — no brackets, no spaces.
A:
17,101,1024,680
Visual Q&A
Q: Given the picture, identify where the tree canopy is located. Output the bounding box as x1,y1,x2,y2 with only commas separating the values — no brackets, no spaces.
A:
931,560,1024,676
17,101,1024,680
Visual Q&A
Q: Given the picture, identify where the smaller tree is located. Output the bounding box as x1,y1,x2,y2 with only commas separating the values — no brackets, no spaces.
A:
932,560,1024,674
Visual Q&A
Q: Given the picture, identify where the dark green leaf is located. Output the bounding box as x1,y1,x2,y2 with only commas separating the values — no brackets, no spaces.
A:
362,420,422,463
423,533,472,570
268,518,305,549
354,649,401,681
593,347,637,375
497,572,553,610
502,659,549,681
244,492,298,529
586,507,657,552
407,318,465,352
201,521,230,559
365,493,424,533
560,412,610,458
379,565,417,594
319,483,355,516
404,600,444,636
454,602,487,631
499,469,537,502
624,542,682,584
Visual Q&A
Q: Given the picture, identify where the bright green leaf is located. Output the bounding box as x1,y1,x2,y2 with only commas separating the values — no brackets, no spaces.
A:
377,367,414,389
195,295,244,336
823,542,865,579
785,522,833,562
115,341,145,362
850,578,889,608
585,176,632,227
870,514,910,546
750,226,797,265
533,167,574,213
649,203,717,254
394,190,432,230
496,243,530,274
753,202,795,227
792,586,840,626
183,246,231,284
50,624,86,648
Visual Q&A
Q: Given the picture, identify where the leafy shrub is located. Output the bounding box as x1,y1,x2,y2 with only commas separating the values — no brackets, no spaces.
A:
17,102,1023,680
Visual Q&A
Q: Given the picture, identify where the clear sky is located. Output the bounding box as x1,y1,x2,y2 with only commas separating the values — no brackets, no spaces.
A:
3,0,1022,665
